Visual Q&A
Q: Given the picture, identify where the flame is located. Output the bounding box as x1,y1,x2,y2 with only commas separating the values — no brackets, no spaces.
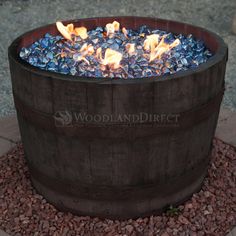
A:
126,43,136,55
74,27,88,39
56,22,72,40
144,34,180,61
122,27,128,38
96,47,122,69
80,43,94,55
96,47,102,59
56,21,88,40
73,43,95,64
105,21,120,36
55,21,181,73
144,34,160,51
103,48,122,69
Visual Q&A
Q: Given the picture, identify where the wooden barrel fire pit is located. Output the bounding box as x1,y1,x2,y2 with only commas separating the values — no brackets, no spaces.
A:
8,16,228,219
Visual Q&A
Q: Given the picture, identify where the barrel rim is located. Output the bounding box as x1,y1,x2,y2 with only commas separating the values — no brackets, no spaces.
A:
8,16,228,84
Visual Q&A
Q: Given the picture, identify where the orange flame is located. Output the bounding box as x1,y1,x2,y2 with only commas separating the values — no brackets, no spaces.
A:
74,27,88,39
143,34,160,51
105,21,120,36
144,34,180,61
80,43,94,55
56,21,88,40
96,47,102,59
126,43,136,55
73,43,95,64
55,21,181,71
96,47,122,69
122,27,128,38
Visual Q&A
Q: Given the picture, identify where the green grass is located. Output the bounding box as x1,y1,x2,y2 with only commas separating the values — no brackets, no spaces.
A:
165,205,181,216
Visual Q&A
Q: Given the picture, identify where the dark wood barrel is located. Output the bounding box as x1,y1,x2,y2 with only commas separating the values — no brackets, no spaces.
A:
8,17,228,219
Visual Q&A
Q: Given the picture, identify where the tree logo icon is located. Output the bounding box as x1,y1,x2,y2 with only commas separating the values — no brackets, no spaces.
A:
54,111,73,127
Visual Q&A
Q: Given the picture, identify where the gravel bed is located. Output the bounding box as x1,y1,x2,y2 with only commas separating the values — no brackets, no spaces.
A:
0,138,235,236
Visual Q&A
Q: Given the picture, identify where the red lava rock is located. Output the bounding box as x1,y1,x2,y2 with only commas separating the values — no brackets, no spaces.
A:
161,232,170,236
0,138,235,236
178,215,190,225
125,224,134,233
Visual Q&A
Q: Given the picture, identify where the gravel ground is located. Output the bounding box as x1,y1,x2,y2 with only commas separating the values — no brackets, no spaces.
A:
0,0,236,117
0,138,235,236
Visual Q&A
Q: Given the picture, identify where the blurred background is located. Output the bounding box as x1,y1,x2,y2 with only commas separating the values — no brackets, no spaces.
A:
0,0,235,117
